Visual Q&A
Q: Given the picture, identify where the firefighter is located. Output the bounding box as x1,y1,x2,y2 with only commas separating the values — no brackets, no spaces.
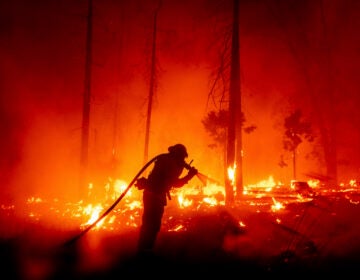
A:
135,143,198,257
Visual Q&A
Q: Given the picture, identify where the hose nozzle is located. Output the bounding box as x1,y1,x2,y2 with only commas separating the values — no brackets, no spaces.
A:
184,160,194,170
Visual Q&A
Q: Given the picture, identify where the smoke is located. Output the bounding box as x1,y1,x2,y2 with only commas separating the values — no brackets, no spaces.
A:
1,0,360,204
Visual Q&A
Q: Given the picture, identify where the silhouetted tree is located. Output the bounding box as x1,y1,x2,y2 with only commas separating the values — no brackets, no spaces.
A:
144,2,162,165
205,0,243,204
280,109,314,179
269,0,339,186
80,0,93,198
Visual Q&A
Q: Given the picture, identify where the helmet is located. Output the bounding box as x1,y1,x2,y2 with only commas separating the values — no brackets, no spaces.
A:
168,144,188,158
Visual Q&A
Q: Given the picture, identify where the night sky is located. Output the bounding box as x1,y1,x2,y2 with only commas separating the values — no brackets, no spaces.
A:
1,0,360,202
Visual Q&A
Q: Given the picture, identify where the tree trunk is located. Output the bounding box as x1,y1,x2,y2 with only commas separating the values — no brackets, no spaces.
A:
80,0,93,198
144,4,160,165
293,149,296,180
226,0,241,204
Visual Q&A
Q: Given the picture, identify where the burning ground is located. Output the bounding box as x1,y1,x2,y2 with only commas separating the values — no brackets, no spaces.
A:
1,180,359,279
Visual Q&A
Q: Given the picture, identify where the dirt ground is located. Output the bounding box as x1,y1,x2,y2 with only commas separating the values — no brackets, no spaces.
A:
1,192,359,279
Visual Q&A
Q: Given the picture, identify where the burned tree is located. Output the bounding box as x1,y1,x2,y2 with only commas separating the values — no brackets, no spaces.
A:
202,109,256,202
227,0,242,203
143,2,161,165
204,0,243,205
80,0,93,198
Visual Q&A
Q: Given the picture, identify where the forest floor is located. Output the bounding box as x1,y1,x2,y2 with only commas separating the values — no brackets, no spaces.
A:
1,189,359,279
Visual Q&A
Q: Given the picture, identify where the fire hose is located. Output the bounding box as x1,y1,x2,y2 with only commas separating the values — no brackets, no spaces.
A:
63,154,160,247
62,154,213,247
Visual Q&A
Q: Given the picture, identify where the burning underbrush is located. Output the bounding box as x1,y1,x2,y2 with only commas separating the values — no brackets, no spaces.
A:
0,177,359,279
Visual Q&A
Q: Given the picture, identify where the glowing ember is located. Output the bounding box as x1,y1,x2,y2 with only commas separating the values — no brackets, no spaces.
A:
270,197,284,212
238,221,246,228
168,224,185,232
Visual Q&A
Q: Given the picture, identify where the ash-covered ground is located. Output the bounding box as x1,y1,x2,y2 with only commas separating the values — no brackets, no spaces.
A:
1,191,359,279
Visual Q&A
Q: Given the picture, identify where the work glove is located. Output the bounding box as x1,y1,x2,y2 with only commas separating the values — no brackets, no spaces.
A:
135,177,148,190
187,166,198,179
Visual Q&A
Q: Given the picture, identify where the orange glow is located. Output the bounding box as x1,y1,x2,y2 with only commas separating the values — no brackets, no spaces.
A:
1,174,359,280
3,176,359,237
177,194,193,208
244,176,279,193
113,179,131,196
227,164,236,186
1,1,360,278
81,204,105,229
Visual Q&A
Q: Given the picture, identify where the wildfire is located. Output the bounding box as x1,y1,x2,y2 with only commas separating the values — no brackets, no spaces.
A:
1,173,359,280
2,174,359,237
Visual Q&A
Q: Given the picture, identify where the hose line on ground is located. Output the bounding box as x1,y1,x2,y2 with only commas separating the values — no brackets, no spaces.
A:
62,154,161,247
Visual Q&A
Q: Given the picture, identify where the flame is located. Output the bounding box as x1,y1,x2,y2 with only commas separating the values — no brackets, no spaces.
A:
178,194,193,208
244,176,279,193
88,183,93,197
168,224,185,232
349,179,357,187
4,174,358,236
227,164,236,186
81,204,105,229
203,196,218,206
113,179,130,195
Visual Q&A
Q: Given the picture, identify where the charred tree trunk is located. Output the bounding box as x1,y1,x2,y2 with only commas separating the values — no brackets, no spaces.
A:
293,149,296,180
233,0,243,200
320,2,338,187
80,0,93,197
144,5,160,165
226,0,241,204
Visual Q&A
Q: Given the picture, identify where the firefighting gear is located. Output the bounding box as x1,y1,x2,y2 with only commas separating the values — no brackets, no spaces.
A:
187,166,198,179
168,143,188,158
137,144,198,255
